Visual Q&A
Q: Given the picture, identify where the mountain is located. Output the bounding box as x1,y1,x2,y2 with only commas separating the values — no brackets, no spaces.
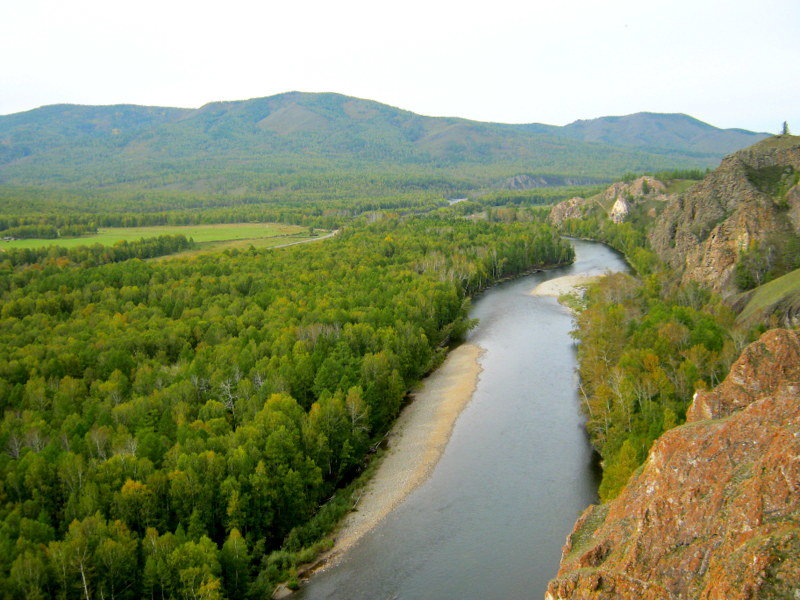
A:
0,92,769,188
547,328,800,600
556,112,768,156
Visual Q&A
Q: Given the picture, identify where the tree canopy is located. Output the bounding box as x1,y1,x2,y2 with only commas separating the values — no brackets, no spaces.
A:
0,215,572,598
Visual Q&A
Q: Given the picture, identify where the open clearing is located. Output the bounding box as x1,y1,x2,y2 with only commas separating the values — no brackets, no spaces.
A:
154,229,337,261
1,222,311,250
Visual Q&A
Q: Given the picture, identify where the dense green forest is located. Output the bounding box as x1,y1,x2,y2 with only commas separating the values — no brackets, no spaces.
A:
0,235,194,268
0,216,572,599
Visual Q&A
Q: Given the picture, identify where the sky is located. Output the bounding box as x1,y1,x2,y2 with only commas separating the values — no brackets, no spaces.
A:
1,0,798,133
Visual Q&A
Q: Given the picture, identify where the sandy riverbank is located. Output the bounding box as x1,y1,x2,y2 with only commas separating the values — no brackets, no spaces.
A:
324,342,485,563
530,273,601,297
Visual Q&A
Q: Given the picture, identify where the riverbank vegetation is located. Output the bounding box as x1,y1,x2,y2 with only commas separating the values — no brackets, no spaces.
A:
0,216,572,598
553,181,752,501
571,273,739,501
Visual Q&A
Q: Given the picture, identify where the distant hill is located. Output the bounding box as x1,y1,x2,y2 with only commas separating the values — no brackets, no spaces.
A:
0,92,770,188
555,112,768,155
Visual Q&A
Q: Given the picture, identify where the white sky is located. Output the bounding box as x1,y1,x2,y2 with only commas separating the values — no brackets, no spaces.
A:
1,0,798,133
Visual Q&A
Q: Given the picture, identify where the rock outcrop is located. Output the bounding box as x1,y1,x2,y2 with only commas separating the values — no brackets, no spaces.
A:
649,136,800,295
549,197,594,226
602,176,666,204
546,328,800,600
549,176,667,226
604,176,667,223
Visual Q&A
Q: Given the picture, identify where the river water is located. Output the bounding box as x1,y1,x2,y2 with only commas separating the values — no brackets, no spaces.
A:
298,240,628,600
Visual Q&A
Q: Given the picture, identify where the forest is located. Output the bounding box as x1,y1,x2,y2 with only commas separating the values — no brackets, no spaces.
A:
0,144,778,598
0,215,573,599
569,272,740,500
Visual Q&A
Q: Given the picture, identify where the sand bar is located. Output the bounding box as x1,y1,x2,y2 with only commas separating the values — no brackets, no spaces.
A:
531,273,601,297
325,342,485,562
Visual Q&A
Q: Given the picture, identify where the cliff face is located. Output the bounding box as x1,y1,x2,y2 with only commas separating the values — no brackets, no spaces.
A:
549,176,667,226
649,136,800,295
546,329,800,600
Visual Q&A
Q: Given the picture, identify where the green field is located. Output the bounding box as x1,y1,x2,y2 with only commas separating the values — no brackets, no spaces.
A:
152,230,330,261
1,222,310,250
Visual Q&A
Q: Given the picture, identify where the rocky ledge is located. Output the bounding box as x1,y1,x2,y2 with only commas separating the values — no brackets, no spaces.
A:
546,328,800,599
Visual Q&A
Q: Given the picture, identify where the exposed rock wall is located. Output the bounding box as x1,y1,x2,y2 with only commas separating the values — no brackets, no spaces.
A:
546,329,800,600
649,137,800,295
503,174,602,189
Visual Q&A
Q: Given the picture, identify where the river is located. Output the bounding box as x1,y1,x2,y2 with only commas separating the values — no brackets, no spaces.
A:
297,239,629,600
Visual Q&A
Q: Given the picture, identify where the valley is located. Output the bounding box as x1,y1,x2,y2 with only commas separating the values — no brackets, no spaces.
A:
296,240,628,600
0,94,797,600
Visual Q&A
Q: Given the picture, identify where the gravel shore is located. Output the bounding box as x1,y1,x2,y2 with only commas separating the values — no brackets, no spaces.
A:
323,342,485,563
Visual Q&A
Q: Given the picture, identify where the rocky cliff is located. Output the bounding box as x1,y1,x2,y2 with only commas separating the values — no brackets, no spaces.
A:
649,136,800,295
546,328,800,600
549,176,667,226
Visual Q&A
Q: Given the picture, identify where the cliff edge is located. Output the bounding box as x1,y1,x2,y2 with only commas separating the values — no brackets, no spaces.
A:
546,328,800,600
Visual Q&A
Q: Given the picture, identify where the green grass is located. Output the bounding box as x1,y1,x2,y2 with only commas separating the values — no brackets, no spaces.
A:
665,179,698,195
737,266,800,324
152,233,323,261
0,222,308,250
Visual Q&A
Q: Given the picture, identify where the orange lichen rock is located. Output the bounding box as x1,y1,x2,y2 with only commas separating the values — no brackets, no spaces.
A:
547,329,800,600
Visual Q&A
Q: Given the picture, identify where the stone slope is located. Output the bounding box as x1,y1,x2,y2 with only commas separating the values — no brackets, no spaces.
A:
546,329,800,600
649,136,800,295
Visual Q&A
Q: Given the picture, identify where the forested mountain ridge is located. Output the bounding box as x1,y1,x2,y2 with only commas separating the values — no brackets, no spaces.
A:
0,92,767,187
555,112,767,155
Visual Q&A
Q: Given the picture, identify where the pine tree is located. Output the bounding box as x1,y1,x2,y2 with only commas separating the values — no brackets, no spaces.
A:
782,121,790,135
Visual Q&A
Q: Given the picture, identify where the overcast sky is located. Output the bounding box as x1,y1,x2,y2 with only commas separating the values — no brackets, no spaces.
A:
1,0,797,133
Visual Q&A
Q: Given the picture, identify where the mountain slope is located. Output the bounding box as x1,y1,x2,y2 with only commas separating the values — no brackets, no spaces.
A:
0,93,769,188
558,112,768,155
0,104,189,165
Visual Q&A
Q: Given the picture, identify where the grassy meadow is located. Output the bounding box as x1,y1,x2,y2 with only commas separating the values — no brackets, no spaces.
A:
1,222,314,252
